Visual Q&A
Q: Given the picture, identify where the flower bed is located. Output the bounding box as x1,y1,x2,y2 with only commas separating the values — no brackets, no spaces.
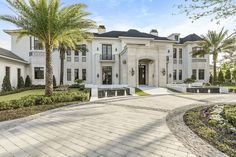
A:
184,105,236,157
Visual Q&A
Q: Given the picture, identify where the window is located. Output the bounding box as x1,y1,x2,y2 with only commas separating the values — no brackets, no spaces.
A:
74,51,79,62
173,70,177,80
192,69,197,80
174,35,179,41
102,44,112,60
199,69,205,80
74,69,79,80
67,48,71,62
77,44,87,56
5,67,10,78
173,48,177,59
30,37,32,50
179,70,182,80
82,57,86,62
179,48,182,59
34,67,44,79
34,38,43,50
82,69,86,81
67,69,72,81
17,68,21,79
192,47,204,58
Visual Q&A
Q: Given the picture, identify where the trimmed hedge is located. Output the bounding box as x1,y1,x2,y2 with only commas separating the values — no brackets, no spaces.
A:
0,91,89,111
222,105,236,128
0,85,45,96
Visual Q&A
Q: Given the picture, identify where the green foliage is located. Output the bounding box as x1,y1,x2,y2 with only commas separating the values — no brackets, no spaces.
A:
1,76,12,92
25,75,32,87
53,75,57,87
218,69,225,84
75,79,83,84
222,105,236,128
183,78,195,84
0,91,89,111
233,69,236,82
17,76,25,89
209,73,213,84
191,75,196,80
225,69,232,82
135,88,150,96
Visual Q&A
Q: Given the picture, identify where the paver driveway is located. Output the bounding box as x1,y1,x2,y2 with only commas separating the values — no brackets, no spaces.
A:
0,94,235,157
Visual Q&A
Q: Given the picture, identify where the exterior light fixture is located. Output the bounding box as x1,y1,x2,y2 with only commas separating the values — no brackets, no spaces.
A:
169,74,172,78
161,68,166,76
115,48,118,52
116,73,119,78
97,74,99,78
97,47,99,51
131,68,135,76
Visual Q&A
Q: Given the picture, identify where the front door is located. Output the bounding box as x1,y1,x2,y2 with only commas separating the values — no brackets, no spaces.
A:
102,66,112,84
139,64,146,85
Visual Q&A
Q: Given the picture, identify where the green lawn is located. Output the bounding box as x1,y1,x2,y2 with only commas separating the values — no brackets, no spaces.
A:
135,88,150,96
0,89,44,102
224,86,236,89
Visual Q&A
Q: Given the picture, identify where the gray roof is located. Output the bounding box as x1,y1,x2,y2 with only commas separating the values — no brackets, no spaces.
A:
94,29,170,41
179,34,202,44
0,47,27,63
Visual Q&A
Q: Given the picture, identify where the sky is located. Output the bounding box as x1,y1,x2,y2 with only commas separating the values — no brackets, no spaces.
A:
0,0,235,50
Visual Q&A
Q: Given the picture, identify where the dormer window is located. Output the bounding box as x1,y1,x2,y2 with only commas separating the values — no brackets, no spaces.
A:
174,35,179,41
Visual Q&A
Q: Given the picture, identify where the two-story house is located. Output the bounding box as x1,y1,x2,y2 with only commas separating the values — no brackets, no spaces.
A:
0,25,210,89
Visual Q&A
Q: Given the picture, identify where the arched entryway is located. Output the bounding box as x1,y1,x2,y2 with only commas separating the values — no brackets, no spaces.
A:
138,59,155,86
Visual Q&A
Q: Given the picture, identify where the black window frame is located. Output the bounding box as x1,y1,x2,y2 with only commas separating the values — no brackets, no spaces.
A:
173,70,177,80
67,69,72,81
74,69,79,81
82,69,86,81
199,69,205,80
173,48,177,59
5,66,10,78
192,69,197,79
179,48,182,59
179,70,182,80
102,44,112,60
34,67,44,79
33,38,43,50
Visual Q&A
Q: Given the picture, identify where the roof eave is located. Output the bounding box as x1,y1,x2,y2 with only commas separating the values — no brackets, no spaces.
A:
0,55,28,64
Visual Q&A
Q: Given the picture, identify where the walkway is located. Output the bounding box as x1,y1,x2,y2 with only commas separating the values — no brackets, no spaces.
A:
138,86,172,95
0,94,235,157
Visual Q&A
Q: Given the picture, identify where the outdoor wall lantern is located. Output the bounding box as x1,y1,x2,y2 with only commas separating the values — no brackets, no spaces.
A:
131,68,135,76
116,73,119,78
97,74,99,78
97,47,99,51
115,48,118,52
153,74,155,78
161,68,166,76
169,74,172,78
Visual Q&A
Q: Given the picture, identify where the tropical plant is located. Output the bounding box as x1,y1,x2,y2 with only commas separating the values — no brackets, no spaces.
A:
233,69,236,83
209,73,213,84
183,78,195,84
2,75,12,92
25,75,32,87
192,28,236,83
0,0,95,96
225,69,231,82
218,69,225,84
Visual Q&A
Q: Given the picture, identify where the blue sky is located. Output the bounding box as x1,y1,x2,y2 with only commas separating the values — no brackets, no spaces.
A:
0,0,235,50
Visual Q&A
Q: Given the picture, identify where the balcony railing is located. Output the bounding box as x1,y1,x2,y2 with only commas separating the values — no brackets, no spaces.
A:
192,58,207,63
100,54,115,61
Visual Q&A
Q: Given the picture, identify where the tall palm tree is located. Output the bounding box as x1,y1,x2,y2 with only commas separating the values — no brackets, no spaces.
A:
193,28,236,83
0,0,95,96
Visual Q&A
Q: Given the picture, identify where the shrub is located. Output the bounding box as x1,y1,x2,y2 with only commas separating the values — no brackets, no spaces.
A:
0,91,89,111
25,75,32,87
225,69,231,82
17,76,25,89
1,75,12,92
233,69,236,83
53,75,57,87
218,69,225,84
209,73,213,84
183,78,195,84
191,75,196,80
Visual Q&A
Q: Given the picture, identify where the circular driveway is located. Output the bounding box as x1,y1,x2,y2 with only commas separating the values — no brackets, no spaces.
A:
0,94,235,157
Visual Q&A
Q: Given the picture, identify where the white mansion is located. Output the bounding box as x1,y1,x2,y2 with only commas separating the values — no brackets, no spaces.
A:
0,26,210,89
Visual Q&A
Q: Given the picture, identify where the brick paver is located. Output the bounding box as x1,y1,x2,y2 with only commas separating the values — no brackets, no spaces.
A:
0,94,235,157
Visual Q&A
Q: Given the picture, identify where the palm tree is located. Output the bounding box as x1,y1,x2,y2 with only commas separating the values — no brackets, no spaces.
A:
0,0,95,96
193,28,236,83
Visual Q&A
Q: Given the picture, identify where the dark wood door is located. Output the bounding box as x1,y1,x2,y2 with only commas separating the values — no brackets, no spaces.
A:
102,66,112,84
139,65,146,85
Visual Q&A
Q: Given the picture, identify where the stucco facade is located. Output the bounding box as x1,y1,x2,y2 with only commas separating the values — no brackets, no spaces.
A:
0,28,210,90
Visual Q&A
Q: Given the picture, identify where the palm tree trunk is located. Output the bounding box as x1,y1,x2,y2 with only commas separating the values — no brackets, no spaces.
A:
45,43,54,96
213,60,217,84
60,49,65,85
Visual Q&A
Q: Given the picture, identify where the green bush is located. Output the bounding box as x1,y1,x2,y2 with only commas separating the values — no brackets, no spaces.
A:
1,75,12,92
218,69,225,84
17,76,25,89
222,105,236,128
25,75,32,87
209,73,213,84
183,78,195,84
225,69,231,82
0,91,89,111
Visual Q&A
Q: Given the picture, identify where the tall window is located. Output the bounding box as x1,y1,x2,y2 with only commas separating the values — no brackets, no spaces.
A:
67,48,72,62
179,70,182,80
173,70,177,80
199,69,205,80
192,69,197,80
67,69,71,81
179,48,182,59
74,69,79,80
17,68,21,79
173,48,177,59
74,51,79,62
102,44,112,60
82,69,86,81
34,67,44,79
5,67,10,78
77,44,87,55
34,38,43,50
174,35,179,41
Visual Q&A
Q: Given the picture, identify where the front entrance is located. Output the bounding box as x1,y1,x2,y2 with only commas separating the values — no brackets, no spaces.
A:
139,64,146,85
102,66,112,84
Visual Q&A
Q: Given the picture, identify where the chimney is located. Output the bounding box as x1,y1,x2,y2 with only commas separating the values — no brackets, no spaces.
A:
150,29,158,36
98,25,106,33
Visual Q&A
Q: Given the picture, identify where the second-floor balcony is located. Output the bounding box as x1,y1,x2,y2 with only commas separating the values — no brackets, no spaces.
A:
192,58,207,63
100,54,115,62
